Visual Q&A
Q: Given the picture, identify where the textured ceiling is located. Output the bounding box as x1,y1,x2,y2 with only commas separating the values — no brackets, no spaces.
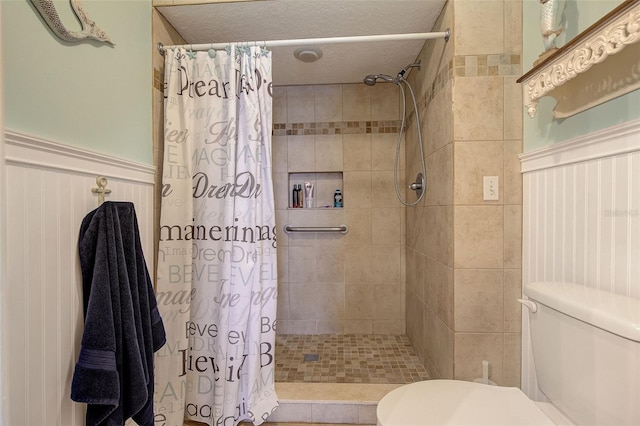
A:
156,0,447,86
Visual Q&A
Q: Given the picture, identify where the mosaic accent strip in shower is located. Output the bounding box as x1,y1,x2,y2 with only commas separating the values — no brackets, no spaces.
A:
275,334,429,384
273,120,402,136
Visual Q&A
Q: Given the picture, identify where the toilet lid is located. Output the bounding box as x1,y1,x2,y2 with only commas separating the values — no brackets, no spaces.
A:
377,380,555,426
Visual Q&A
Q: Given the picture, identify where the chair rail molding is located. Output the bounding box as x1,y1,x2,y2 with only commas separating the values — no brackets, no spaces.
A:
518,0,640,119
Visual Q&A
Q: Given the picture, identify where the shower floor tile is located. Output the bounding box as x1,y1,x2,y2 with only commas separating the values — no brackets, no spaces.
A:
275,334,429,384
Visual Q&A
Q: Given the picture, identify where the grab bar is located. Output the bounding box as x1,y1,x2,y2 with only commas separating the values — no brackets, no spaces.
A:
283,224,349,234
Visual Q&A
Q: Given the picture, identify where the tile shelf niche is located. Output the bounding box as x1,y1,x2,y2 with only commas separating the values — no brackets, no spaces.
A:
517,0,640,119
288,171,343,209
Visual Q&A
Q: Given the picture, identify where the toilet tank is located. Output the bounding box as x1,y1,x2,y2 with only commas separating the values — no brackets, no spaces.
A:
524,282,640,426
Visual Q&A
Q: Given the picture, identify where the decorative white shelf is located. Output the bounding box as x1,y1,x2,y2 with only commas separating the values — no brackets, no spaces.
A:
518,0,640,119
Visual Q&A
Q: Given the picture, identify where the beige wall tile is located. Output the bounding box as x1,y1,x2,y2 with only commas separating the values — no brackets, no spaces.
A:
425,143,453,206
424,307,454,379
503,138,523,204
345,284,374,320
424,206,454,267
272,135,288,173
504,0,523,55
373,320,403,335
273,172,289,210
343,134,372,171
454,205,504,268
313,283,345,320
275,209,289,247
317,320,344,334
504,76,523,140
373,285,402,320
272,86,287,123
370,247,401,284
404,122,423,175
344,171,372,209
288,135,315,172
405,290,424,353
503,269,522,333
315,134,343,171
405,203,424,250
372,207,402,246
314,84,343,122
503,332,521,387
453,77,504,141
425,82,454,154
424,257,454,328
504,204,522,268
372,133,400,171
315,208,346,246
372,170,399,207
344,246,373,283
287,85,315,123
288,246,317,284
277,245,289,282
454,141,504,205
277,279,290,319
454,0,505,56
371,83,400,121
343,84,371,121
289,283,318,319
344,320,374,334
316,246,345,283
287,209,316,246
454,333,503,384
406,249,422,301
403,0,523,381
276,320,317,334
343,208,372,246
454,269,504,332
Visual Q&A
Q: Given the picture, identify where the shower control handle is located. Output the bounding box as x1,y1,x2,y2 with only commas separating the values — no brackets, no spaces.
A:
408,173,425,199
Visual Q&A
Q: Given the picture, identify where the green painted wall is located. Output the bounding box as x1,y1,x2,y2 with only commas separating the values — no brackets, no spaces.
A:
522,0,640,152
2,0,152,164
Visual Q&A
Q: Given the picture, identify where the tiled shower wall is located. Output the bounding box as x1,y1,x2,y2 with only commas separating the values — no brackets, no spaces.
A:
405,0,523,386
151,13,407,335
272,84,407,335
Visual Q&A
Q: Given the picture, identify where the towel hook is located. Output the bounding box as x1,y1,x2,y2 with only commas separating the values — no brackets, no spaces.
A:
91,176,111,205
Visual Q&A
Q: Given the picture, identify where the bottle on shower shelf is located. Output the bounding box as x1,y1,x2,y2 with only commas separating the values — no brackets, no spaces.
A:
292,184,298,208
333,189,343,208
298,184,303,208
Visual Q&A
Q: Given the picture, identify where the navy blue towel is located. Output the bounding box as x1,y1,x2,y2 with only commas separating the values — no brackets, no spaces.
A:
71,202,166,426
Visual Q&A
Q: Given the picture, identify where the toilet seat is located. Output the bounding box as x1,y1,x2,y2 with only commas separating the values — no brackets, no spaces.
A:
376,380,556,426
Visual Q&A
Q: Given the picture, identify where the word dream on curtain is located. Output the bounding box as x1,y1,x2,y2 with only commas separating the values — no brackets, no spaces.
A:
155,44,278,426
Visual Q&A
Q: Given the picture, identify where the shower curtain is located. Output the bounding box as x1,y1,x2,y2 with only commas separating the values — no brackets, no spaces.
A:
155,45,278,426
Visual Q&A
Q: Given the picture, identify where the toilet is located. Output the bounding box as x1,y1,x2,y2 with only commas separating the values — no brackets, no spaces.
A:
377,281,640,425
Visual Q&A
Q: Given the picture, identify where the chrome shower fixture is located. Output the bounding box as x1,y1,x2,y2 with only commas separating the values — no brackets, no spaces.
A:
363,74,395,86
363,61,421,86
362,60,426,206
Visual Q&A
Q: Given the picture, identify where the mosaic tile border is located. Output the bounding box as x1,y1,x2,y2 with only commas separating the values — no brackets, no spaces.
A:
414,54,522,120
273,120,402,136
163,53,521,134
454,54,522,78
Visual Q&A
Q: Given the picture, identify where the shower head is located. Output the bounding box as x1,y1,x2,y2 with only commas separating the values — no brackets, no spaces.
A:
363,61,421,86
363,74,396,86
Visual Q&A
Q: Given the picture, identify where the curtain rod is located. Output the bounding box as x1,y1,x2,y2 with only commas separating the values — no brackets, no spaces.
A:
157,29,450,55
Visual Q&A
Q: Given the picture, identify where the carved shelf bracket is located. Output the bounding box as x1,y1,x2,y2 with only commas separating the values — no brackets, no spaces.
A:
518,0,640,119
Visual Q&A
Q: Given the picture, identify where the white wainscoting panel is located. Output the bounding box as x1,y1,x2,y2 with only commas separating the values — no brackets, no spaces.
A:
520,119,640,398
3,131,155,425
